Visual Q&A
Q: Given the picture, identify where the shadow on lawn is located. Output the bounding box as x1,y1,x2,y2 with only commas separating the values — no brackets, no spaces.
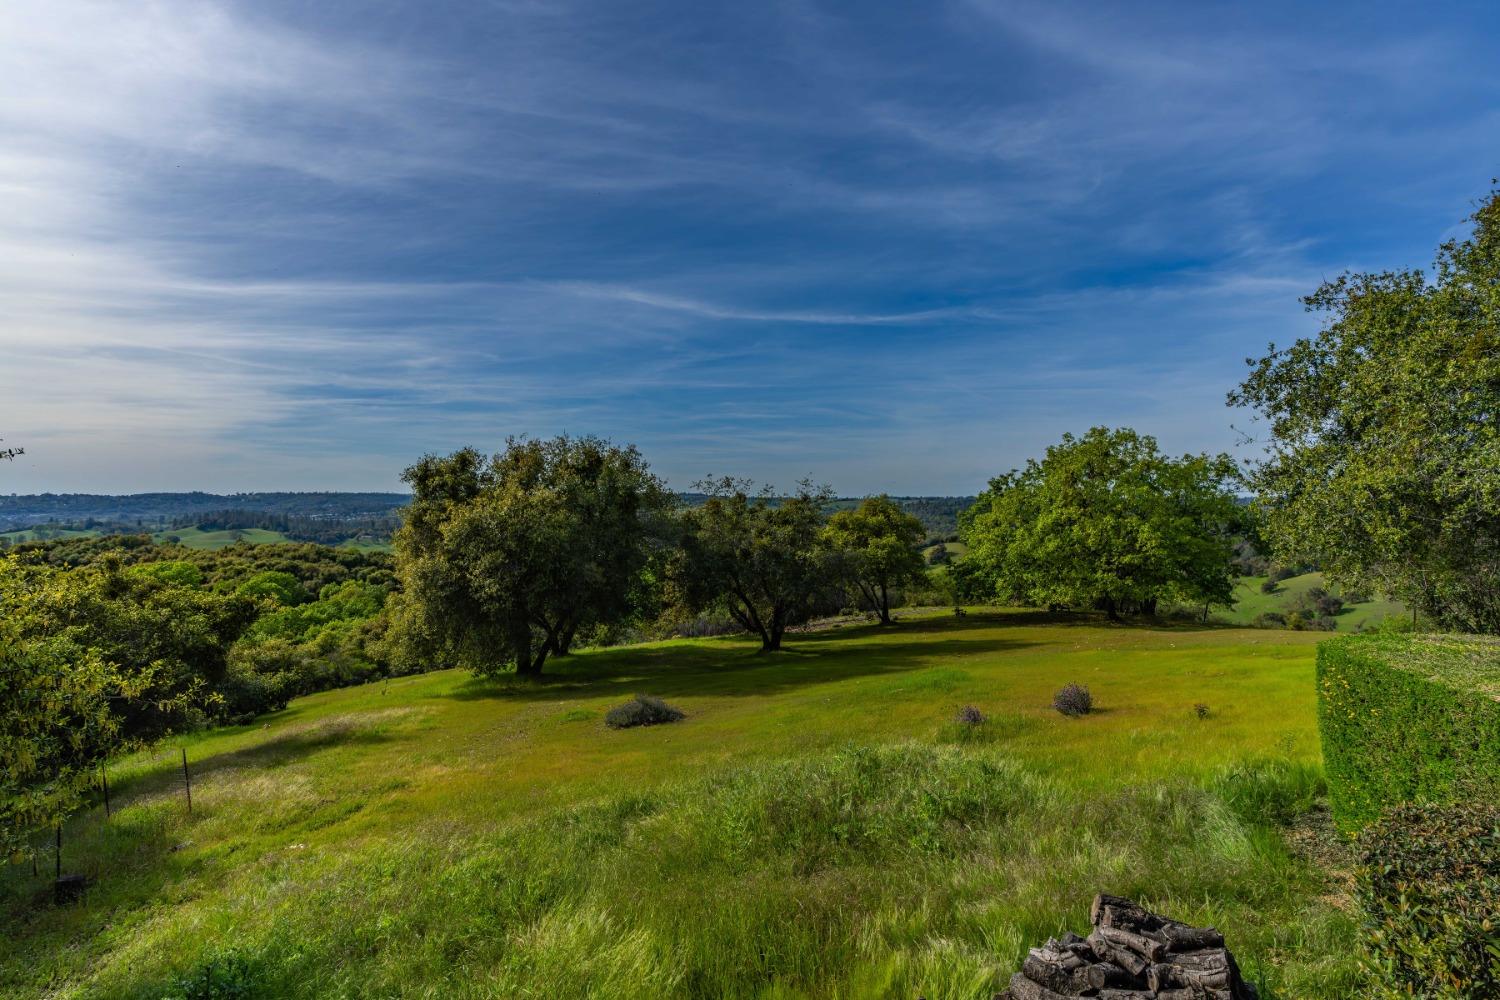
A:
105,722,398,805
445,628,1043,703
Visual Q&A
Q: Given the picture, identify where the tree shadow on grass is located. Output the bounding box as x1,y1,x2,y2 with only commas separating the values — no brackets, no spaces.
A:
444,631,1044,704
106,722,399,804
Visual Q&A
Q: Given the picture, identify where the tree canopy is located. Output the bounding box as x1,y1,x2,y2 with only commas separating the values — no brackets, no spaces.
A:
960,427,1244,618
824,495,926,624
1230,188,1500,633
391,436,673,676
673,479,836,651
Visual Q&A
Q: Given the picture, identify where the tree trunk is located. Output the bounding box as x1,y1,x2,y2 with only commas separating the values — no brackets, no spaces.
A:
1141,597,1158,617
549,621,578,657
1103,596,1120,621
730,595,773,651
763,607,785,651
878,582,891,624
511,619,547,677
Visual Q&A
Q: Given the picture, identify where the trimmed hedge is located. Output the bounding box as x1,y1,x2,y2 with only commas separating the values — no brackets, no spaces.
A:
1317,634,1500,831
1356,800,1500,998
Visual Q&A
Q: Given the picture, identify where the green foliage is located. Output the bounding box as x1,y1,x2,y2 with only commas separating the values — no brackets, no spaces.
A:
1,540,403,853
5,556,260,742
673,478,836,651
233,570,310,606
603,694,685,729
824,495,927,624
961,427,1245,618
1232,189,1500,634
244,581,385,643
1355,801,1500,998
127,560,205,588
158,951,260,1000
1317,634,1500,830
0,590,134,860
393,437,674,676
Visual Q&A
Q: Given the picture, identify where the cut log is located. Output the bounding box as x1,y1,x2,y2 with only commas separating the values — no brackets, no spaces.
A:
1086,930,1151,977
1094,924,1169,963
1004,971,1073,1000
1084,960,1142,991
996,896,1256,999
1158,922,1224,951
1149,961,1233,997
1091,893,1159,930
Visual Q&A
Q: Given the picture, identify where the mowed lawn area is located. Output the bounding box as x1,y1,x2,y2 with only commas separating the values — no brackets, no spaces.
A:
1,611,1361,999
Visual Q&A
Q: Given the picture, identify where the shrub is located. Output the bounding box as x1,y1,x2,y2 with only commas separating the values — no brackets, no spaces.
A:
218,664,291,725
1254,611,1286,628
1267,565,1299,584
1312,591,1344,617
1355,800,1500,998
1194,703,1210,719
1052,683,1092,717
955,704,985,725
605,695,685,729
1318,635,1500,830
1259,578,1279,594
160,952,258,999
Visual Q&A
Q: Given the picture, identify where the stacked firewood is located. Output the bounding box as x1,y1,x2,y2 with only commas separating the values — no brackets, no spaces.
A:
1000,894,1259,1000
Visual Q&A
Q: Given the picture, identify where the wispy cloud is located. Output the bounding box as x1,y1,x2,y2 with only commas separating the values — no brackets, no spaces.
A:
1,0,1497,493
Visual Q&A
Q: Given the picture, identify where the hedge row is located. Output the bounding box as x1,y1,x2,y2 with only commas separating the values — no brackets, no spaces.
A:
1317,634,1500,831
1356,800,1500,997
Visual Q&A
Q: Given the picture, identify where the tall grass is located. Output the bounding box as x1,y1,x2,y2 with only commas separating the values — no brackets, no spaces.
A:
48,744,1362,1000
2,614,1354,998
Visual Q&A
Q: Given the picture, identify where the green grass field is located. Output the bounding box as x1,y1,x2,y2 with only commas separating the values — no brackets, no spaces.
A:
922,540,968,562
1214,572,1407,632
148,526,297,549
0,611,1361,999
0,526,101,544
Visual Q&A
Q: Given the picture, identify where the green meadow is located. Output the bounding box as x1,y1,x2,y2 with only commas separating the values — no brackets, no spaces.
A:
0,527,101,544
1215,572,1407,633
1,610,1360,999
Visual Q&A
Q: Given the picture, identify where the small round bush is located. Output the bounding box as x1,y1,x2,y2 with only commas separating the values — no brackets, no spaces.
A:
1194,703,1210,720
955,704,985,726
1052,683,1092,717
605,694,685,729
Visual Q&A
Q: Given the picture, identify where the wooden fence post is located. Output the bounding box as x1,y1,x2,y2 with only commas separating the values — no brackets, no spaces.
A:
181,748,193,814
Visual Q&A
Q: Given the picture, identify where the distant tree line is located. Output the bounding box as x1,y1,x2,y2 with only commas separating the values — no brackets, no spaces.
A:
191,509,402,545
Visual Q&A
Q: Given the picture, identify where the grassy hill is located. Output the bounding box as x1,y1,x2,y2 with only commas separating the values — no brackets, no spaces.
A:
921,539,968,562
0,526,100,544
1,611,1360,998
149,526,297,549
3,525,394,553
1218,572,1407,632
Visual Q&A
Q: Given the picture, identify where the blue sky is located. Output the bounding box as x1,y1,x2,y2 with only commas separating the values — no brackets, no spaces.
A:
2,0,1498,494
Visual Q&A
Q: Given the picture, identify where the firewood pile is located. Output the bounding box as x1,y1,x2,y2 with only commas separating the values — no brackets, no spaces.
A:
1000,894,1259,999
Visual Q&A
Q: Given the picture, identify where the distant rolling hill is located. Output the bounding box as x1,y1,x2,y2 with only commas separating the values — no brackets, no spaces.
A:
1217,571,1407,632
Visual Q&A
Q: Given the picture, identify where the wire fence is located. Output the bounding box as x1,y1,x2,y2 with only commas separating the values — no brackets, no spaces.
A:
4,745,202,905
